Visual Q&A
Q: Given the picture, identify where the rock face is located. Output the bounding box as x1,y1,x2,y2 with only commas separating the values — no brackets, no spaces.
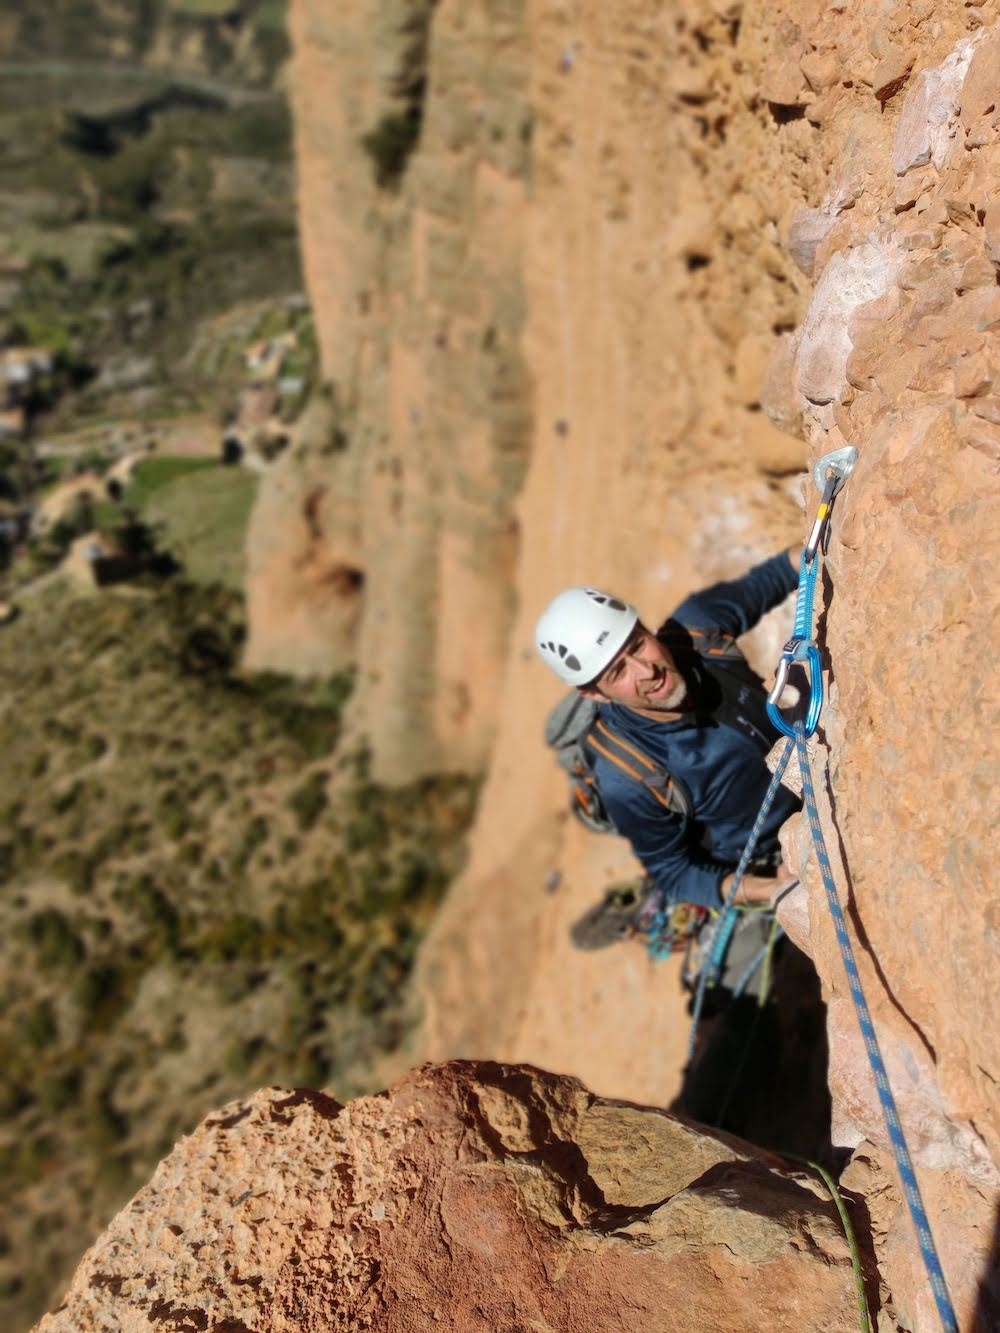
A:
244,0,533,779
236,1,1000,1328
769,15,1000,1331
34,1063,864,1333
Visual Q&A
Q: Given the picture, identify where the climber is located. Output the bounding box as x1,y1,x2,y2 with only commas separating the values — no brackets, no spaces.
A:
535,548,803,922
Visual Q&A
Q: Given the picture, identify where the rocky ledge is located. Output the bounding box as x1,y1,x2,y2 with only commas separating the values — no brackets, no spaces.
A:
35,1061,866,1333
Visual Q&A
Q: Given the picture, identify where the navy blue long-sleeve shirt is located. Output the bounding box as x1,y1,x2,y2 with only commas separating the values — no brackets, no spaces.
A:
593,551,801,908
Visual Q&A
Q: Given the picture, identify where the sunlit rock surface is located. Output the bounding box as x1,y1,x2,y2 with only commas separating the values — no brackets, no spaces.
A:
236,2,1000,1327
34,1064,863,1333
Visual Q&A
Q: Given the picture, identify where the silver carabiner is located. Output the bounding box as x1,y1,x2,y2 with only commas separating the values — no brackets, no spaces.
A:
766,640,824,738
767,652,795,710
804,445,858,562
811,445,857,497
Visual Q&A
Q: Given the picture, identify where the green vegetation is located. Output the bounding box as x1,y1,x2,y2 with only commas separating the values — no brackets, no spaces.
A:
288,771,329,832
0,9,473,1330
361,112,424,189
359,0,434,189
139,464,258,591
124,456,218,503
0,581,481,1329
0,54,301,438
169,0,242,17
0,2,288,79
254,1,286,34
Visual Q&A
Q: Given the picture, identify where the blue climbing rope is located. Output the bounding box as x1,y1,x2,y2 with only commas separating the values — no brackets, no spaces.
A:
683,445,958,1331
795,720,958,1333
684,737,793,1063
762,445,957,1332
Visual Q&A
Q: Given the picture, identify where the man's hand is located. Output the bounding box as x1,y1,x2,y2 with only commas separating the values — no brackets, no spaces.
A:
721,861,799,906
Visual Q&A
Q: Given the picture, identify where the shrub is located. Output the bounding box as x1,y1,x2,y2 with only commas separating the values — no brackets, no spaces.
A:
179,838,204,866
345,806,387,852
35,1070,81,1114
80,1087,127,1151
50,849,97,896
82,734,109,762
130,875,181,951
26,909,85,971
0,1134,49,1188
240,813,269,860
273,877,346,954
198,914,266,964
288,772,328,832
396,852,442,903
240,668,354,759
22,1000,59,1051
360,112,422,188
50,781,82,816
223,1034,265,1078
189,770,226,810
73,962,132,1031
156,788,190,841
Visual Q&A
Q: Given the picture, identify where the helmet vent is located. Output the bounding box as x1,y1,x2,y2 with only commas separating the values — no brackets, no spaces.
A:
585,590,628,611
542,640,581,673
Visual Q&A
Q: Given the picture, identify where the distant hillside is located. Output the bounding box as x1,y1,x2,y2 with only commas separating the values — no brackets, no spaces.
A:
0,1,289,87
0,4,299,443
0,575,479,1329
0,5,488,1329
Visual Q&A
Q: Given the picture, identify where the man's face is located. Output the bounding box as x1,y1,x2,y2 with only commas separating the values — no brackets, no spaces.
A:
581,624,688,718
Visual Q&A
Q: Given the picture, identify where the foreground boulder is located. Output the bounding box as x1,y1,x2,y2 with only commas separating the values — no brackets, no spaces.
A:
36,1062,863,1332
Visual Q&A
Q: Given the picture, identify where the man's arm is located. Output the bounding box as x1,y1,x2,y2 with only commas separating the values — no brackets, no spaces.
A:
602,782,737,910
599,721,801,909
670,548,800,639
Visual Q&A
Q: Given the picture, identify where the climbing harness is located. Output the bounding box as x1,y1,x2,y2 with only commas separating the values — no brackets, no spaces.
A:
690,444,959,1333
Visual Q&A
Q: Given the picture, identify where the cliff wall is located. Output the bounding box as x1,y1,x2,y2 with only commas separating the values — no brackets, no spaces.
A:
235,1,1000,1327
245,0,534,780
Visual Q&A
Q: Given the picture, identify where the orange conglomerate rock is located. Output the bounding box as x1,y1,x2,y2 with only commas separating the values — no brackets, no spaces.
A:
34,1063,864,1333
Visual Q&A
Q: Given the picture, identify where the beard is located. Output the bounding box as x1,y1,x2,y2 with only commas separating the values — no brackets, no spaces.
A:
637,669,688,712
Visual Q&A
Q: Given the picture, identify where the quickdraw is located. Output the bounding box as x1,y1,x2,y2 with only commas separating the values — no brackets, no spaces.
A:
766,446,856,740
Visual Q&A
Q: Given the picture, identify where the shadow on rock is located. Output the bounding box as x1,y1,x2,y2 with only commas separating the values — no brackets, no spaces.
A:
673,938,836,1167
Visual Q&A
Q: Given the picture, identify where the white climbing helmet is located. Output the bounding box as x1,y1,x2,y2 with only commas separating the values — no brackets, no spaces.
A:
535,587,638,686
